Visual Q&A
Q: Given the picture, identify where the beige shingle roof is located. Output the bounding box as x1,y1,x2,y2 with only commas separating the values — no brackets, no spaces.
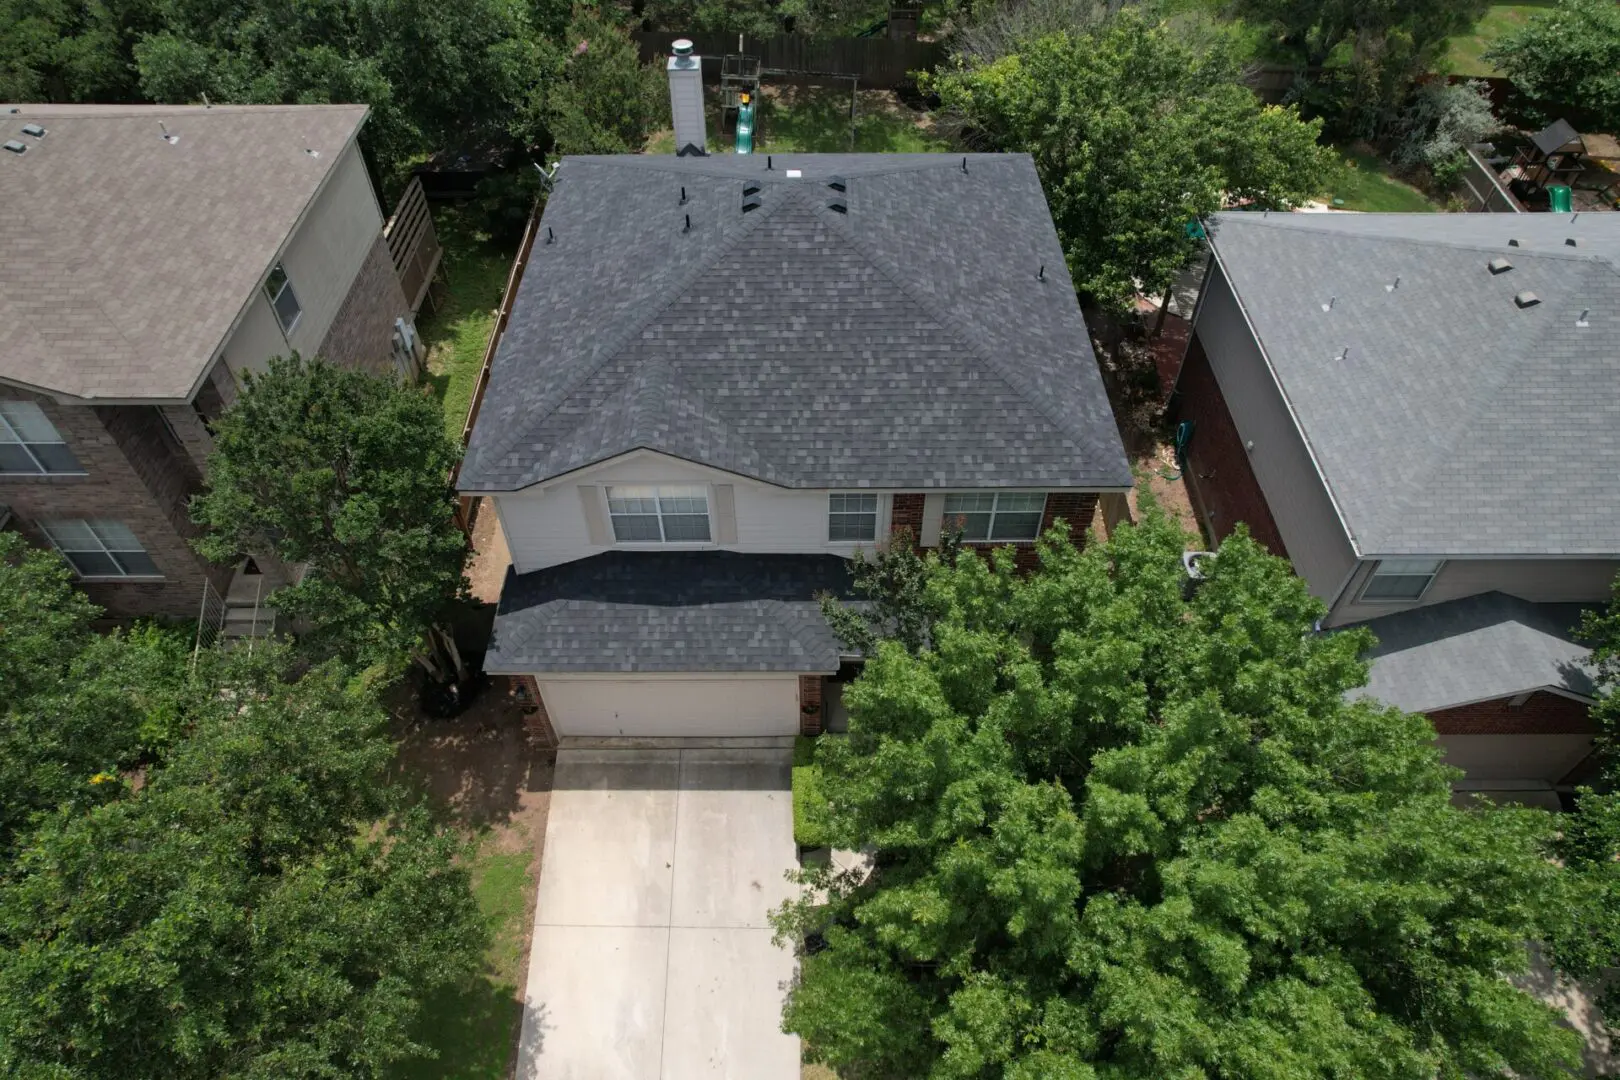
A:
0,104,368,401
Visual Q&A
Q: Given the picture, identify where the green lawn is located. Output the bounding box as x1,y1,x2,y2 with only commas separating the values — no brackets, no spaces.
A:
1440,1,1555,76
1325,148,1441,212
393,836,537,1080
646,87,948,155
417,207,518,441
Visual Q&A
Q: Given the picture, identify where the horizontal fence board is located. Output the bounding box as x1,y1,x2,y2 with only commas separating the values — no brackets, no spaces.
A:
634,32,942,88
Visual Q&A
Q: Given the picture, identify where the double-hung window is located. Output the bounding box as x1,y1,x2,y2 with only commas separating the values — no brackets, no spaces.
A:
264,263,302,335
1361,558,1443,601
0,401,82,474
828,493,878,542
943,492,1047,542
606,485,711,543
42,519,160,578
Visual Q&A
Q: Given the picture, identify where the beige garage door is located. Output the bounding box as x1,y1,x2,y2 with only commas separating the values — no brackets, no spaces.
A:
536,677,801,738
1439,733,1594,783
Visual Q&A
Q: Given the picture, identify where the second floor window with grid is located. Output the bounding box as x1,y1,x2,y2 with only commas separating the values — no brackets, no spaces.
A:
944,492,1047,542
0,401,83,474
41,519,160,578
606,485,711,543
264,263,302,334
828,493,878,542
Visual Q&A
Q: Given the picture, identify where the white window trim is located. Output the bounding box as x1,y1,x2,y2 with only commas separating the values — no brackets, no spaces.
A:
604,484,715,546
827,492,881,544
1356,558,1445,604
264,263,302,337
0,403,86,477
41,519,164,580
942,491,1049,543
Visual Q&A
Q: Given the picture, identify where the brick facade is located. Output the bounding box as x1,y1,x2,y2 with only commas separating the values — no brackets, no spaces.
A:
890,493,924,542
1172,334,1289,557
513,675,560,747
1429,690,1595,735
888,491,1099,571
317,232,412,377
799,675,824,736
0,391,229,619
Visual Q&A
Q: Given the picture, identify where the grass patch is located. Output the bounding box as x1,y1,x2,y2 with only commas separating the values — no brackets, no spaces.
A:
1441,1,1555,76
417,207,518,441
1324,147,1441,212
392,835,537,1080
647,87,948,155
794,734,835,849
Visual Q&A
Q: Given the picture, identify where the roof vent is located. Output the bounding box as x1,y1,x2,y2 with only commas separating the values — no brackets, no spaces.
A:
827,175,846,193
1578,309,1591,327
741,194,762,213
1514,291,1540,308
1566,237,1579,247
742,180,760,197
1488,257,1513,274
19,123,44,138
159,121,178,145
827,197,847,214
3,140,24,155
1508,238,1522,247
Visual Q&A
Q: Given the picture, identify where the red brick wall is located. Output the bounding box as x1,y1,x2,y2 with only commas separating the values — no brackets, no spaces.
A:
799,676,823,736
890,493,924,542
513,675,559,747
1429,691,1595,735
1173,334,1289,557
318,233,411,377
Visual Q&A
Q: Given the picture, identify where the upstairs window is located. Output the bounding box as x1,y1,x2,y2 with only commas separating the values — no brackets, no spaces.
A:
606,485,711,543
42,519,160,578
0,401,83,474
828,493,878,542
264,263,302,335
944,492,1047,542
1361,558,1444,601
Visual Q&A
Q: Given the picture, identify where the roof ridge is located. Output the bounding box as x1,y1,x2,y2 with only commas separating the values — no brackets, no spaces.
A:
1212,212,1618,267
562,153,1026,182
804,191,1093,449
471,191,790,474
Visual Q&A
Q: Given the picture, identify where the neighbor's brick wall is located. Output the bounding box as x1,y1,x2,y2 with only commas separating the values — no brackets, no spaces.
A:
514,675,560,747
1172,334,1289,557
317,232,411,377
160,403,214,473
799,676,823,736
0,392,227,619
1429,691,1596,735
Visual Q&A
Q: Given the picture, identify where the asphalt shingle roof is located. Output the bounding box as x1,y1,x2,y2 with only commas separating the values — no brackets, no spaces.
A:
459,153,1130,492
1349,591,1595,713
1207,211,1620,556
484,550,859,673
0,104,368,401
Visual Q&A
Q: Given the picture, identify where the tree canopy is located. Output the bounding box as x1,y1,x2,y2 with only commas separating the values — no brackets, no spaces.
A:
525,6,669,156
1485,0,1620,133
190,354,468,671
779,501,1582,1078
928,11,1333,313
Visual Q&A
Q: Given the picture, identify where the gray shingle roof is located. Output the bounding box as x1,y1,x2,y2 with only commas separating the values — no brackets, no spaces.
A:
459,153,1130,492
1207,211,1620,556
484,550,858,673
0,104,368,401
1349,591,1595,712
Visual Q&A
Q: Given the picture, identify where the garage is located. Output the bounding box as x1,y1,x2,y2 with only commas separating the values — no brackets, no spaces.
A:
536,676,802,738
1437,733,1595,785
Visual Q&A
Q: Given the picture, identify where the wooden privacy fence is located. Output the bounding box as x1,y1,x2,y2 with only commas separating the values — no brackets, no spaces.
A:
633,32,943,87
450,200,544,536
384,176,443,315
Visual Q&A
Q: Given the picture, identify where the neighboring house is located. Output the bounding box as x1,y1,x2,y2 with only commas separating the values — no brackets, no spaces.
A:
0,104,415,619
1174,210,1620,802
459,153,1132,743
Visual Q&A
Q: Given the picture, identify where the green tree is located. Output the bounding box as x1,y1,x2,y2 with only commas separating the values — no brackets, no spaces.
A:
1485,0,1620,132
190,354,468,672
0,0,161,102
778,500,1582,1078
525,6,668,155
0,648,486,1080
928,12,1333,314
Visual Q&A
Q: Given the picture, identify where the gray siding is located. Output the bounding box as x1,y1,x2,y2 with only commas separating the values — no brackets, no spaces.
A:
1332,557,1620,625
1197,261,1357,602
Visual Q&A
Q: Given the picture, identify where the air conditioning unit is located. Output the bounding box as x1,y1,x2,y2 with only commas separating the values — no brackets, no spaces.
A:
1181,550,1215,600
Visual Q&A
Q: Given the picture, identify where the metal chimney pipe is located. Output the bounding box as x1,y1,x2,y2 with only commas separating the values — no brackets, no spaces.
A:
667,40,707,155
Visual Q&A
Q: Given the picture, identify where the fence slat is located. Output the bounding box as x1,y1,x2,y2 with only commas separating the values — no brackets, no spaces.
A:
633,32,943,88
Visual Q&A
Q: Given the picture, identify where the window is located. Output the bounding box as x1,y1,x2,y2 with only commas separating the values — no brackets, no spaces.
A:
0,401,83,474
42,519,160,578
1361,558,1443,601
828,493,878,542
264,263,302,334
606,485,711,543
943,492,1047,542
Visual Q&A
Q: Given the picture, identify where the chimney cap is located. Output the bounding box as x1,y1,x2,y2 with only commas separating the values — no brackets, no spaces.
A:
672,38,694,56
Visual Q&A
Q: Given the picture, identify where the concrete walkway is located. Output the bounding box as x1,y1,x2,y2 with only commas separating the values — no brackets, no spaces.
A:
516,748,800,1079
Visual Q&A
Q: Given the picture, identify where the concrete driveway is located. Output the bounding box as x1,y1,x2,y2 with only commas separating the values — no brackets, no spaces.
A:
516,748,800,1079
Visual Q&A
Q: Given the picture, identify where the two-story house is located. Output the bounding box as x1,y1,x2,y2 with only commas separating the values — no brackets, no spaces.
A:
0,103,416,620
459,153,1132,743
1173,210,1619,806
